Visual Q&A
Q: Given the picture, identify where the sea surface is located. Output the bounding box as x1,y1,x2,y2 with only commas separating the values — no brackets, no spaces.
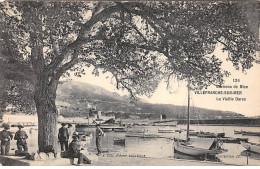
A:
1,124,260,165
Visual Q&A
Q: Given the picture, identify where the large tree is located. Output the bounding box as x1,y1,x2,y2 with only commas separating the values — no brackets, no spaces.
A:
0,1,259,153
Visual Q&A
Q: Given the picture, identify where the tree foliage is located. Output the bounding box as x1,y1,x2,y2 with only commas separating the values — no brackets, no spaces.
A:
0,1,259,109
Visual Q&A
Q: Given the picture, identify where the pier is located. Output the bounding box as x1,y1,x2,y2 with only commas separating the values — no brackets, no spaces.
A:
177,118,260,126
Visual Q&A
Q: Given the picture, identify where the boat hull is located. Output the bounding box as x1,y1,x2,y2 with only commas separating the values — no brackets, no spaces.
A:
241,141,260,154
174,141,225,156
114,128,127,132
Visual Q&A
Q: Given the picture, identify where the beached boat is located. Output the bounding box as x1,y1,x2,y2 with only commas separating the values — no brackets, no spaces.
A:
173,87,226,157
241,141,260,154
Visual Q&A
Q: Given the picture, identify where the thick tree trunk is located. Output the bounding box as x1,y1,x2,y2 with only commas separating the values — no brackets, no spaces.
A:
34,75,59,153
27,3,61,153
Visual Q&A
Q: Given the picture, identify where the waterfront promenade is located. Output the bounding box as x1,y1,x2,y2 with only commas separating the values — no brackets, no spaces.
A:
0,154,228,166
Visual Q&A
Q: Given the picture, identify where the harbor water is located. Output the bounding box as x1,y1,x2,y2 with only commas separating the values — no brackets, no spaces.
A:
1,124,260,165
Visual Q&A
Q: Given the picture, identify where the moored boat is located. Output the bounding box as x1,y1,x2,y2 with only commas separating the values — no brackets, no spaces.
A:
219,137,248,144
197,132,225,138
139,134,160,138
76,123,96,128
114,127,127,132
197,132,217,138
173,87,226,157
101,127,113,132
158,129,174,133
234,130,243,134
189,131,199,136
217,132,225,138
114,137,126,145
242,131,260,137
125,130,144,137
125,133,142,137
241,141,260,154
174,137,227,157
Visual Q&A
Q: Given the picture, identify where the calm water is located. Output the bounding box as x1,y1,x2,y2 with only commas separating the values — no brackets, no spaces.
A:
77,125,260,165
2,125,260,165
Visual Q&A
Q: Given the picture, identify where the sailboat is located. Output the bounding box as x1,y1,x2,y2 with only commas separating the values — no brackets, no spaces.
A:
173,87,227,157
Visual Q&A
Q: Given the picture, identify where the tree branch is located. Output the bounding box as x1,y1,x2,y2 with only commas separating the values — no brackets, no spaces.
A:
45,5,122,74
50,34,60,56
118,2,165,39
54,50,80,80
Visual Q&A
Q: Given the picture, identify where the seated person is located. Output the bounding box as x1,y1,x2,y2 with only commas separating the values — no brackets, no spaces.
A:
68,135,92,165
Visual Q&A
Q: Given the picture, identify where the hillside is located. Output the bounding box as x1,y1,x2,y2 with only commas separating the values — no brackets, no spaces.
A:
56,81,245,119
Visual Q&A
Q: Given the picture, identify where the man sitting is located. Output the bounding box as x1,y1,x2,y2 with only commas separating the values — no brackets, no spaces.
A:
68,135,92,165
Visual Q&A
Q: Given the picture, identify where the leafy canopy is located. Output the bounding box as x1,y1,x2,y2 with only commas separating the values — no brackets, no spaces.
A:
0,1,259,111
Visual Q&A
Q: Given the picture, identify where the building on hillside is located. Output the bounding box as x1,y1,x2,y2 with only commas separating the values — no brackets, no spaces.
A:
59,109,115,124
159,114,167,120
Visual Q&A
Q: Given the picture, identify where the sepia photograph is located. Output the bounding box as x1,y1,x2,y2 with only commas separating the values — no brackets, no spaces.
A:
0,0,259,166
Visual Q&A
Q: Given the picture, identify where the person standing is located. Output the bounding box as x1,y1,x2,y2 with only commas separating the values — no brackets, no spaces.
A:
95,123,104,156
58,123,69,151
0,123,13,155
14,124,28,152
67,123,73,143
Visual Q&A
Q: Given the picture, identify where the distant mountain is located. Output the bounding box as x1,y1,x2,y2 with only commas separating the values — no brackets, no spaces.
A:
57,81,125,101
56,81,245,119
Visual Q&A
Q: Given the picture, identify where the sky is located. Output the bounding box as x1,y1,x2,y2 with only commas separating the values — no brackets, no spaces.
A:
70,43,260,117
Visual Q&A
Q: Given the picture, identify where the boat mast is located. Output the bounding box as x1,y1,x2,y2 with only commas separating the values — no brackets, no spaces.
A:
186,86,190,141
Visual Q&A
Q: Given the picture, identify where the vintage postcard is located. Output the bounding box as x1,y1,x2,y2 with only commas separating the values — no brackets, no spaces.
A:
0,0,259,166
